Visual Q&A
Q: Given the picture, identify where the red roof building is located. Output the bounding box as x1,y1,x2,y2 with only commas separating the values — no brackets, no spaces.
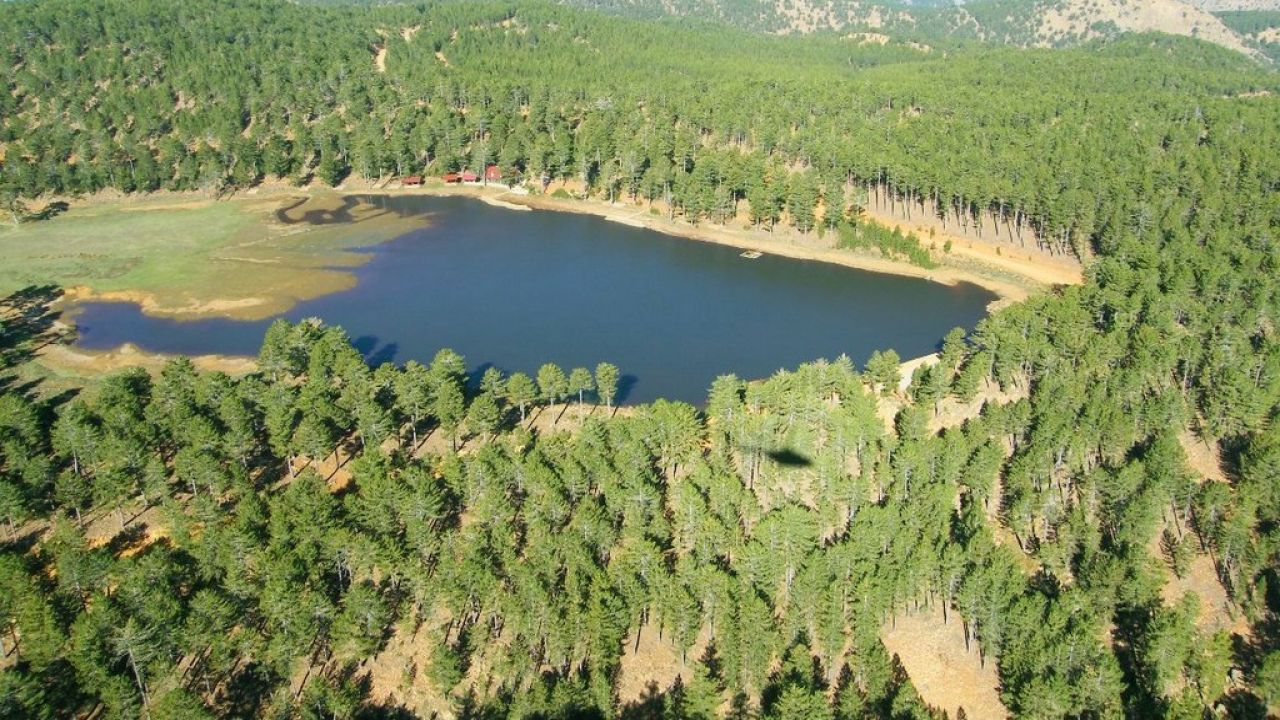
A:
401,175,423,186
459,170,480,182
441,172,461,183
485,164,502,182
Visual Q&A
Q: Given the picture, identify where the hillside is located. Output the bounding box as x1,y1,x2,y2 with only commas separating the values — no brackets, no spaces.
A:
1032,0,1257,55
1187,0,1280,10
1214,7,1280,58
564,0,1271,58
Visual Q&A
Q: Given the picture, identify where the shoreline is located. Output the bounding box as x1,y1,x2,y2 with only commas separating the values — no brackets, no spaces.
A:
29,180,1082,381
35,337,943,406
37,340,259,378
59,285,279,320
382,182,1083,311
31,179,1083,318
35,336,945,406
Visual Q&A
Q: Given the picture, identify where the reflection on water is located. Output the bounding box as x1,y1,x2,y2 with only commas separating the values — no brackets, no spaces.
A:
74,195,995,404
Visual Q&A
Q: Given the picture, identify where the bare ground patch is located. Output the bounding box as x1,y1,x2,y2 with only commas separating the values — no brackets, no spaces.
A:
1148,511,1249,637
1160,551,1249,636
405,402,632,461
362,616,453,718
1036,0,1259,59
930,380,1027,434
860,203,1083,294
63,285,271,318
82,500,166,551
616,621,712,706
1178,428,1227,483
881,605,1008,720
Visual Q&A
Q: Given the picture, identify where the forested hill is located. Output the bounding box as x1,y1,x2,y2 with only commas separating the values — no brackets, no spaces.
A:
3,0,1275,258
4,0,1280,719
560,0,1270,58
1214,8,1280,60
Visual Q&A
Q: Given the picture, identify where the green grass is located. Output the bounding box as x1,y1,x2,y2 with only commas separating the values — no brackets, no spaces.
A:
0,202,254,294
0,193,425,319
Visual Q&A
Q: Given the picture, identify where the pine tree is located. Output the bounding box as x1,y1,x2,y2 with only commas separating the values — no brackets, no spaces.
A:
595,362,620,411
506,372,538,424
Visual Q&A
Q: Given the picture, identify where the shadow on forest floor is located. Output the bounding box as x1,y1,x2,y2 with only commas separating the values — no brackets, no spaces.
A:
0,284,72,375
765,448,812,467
24,200,69,223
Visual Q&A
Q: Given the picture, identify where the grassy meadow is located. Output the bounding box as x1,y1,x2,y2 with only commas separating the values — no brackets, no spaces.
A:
0,192,428,320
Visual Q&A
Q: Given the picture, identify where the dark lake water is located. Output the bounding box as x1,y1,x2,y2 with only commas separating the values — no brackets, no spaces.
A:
72,195,995,404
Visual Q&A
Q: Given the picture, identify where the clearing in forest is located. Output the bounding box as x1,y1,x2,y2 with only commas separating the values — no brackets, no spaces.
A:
881,605,1009,720
363,618,452,718
1150,510,1249,637
1178,428,1227,483
616,621,713,706
1160,553,1249,635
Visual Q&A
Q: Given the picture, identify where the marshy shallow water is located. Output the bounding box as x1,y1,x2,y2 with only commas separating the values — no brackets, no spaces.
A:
72,195,995,403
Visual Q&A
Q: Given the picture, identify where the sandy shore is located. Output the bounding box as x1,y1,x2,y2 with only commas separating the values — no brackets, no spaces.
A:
859,204,1084,292
897,353,940,393
38,341,258,378
391,182,1083,310
61,285,274,318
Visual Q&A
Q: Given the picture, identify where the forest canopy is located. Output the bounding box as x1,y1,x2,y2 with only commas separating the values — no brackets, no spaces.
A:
2,0,1277,255
1,1,1280,719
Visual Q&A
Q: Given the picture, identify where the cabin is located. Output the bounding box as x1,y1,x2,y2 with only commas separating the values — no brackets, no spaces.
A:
441,172,461,183
460,170,480,183
401,175,423,186
485,164,502,182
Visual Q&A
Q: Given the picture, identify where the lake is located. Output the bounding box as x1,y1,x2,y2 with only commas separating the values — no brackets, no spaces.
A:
71,194,996,404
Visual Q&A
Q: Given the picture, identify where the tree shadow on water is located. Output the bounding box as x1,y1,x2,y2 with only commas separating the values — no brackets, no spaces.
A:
352,336,400,367
469,362,499,393
274,193,432,227
276,195,365,226
615,374,639,405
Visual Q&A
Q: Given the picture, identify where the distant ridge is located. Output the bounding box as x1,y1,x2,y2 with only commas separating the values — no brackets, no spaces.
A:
563,0,1271,59
1185,0,1280,10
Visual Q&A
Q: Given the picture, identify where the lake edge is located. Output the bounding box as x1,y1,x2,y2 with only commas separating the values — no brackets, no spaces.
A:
32,180,1070,327
52,194,997,403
